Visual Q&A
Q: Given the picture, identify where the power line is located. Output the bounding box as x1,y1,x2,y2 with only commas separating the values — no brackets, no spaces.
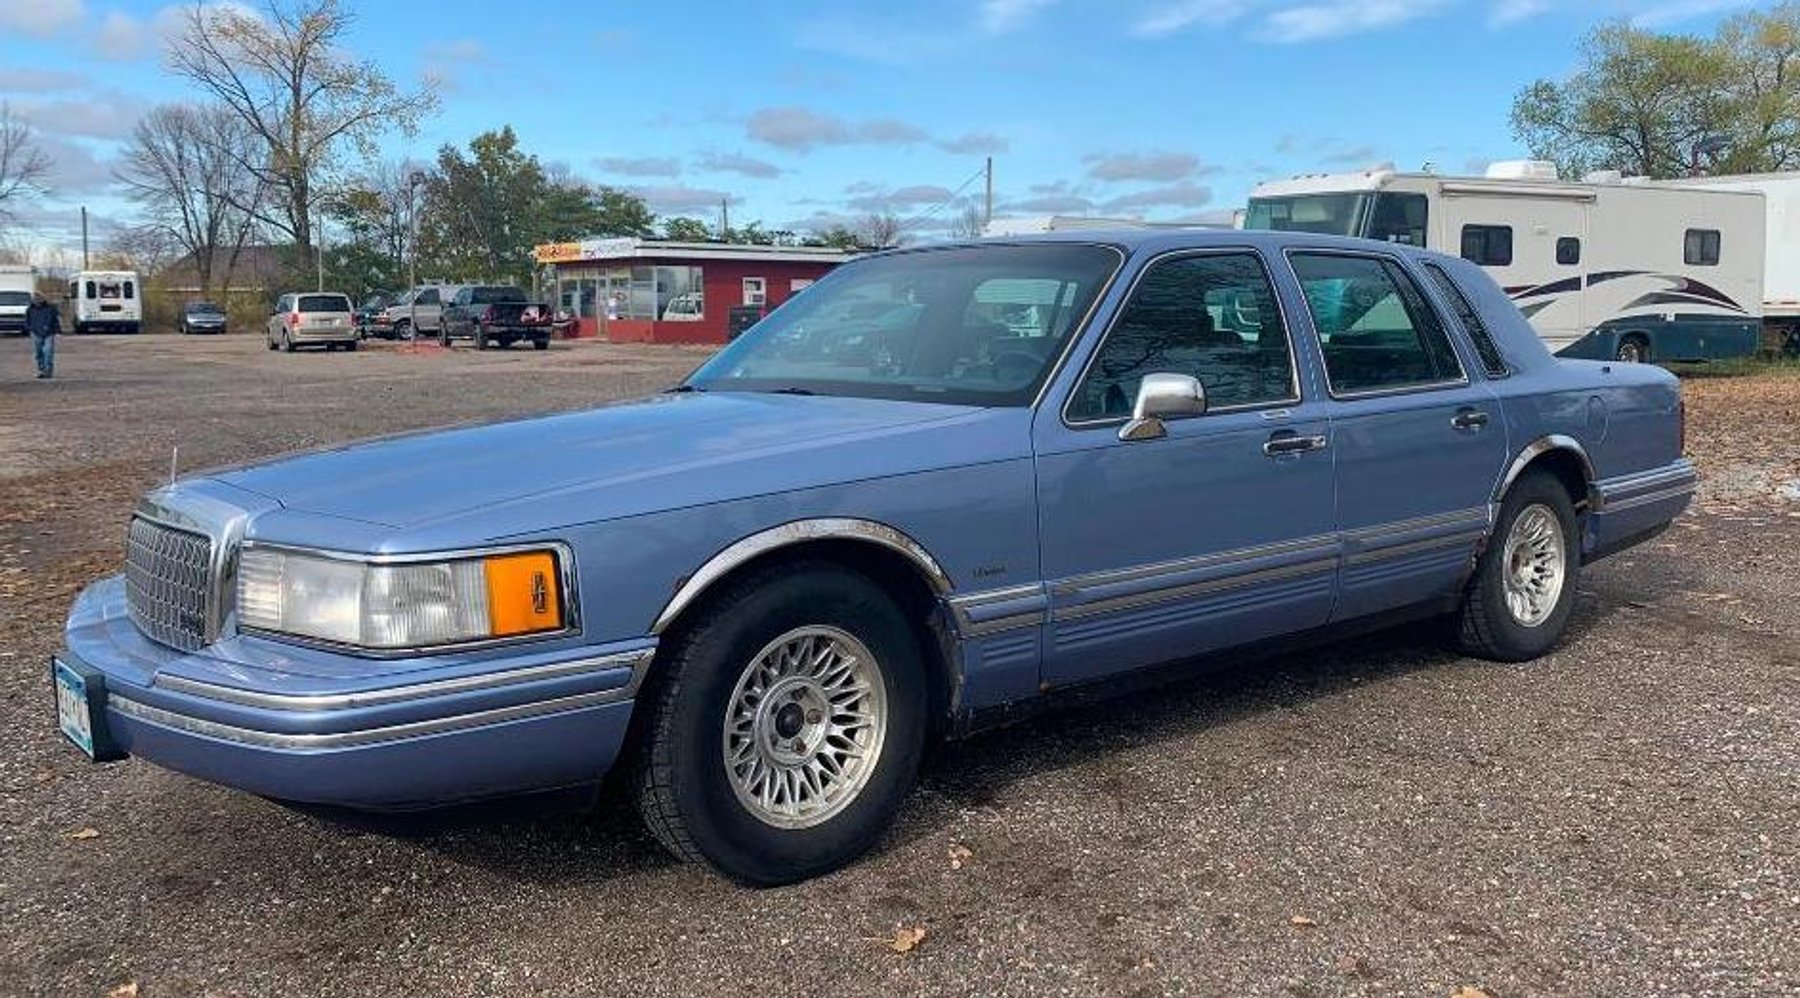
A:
898,165,989,231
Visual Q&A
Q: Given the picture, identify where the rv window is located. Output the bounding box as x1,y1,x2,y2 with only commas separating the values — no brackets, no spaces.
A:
1290,253,1466,395
1421,261,1510,379
1684,229,1720,266
1460,225,1513,267
1368,193,1428,247
123,281,135,300
84,281,96,299
1556,237,1581,266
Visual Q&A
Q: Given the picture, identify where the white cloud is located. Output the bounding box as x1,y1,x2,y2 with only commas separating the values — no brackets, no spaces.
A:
980,0,1056,32
11,93,150,140
93,10,145,60
594,155,681,177
1488,0,1550,26
1132,0,1256,37
1629,0,1754,27
0,0,86,37
628,184,738,214
1261,0,1448,42
0,68,88,92
746,107,930,152
1086,151,1206,182
1103,181,1215,211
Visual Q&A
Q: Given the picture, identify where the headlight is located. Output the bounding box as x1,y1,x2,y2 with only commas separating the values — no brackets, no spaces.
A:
236,545,569,652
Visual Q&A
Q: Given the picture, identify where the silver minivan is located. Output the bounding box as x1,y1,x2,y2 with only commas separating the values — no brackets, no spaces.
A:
267,292,357,352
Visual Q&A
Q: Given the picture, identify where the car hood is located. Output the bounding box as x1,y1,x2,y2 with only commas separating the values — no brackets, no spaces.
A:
208,391,1015,538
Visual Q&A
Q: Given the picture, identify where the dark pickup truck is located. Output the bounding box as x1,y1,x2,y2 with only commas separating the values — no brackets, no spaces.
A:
440,285,554,350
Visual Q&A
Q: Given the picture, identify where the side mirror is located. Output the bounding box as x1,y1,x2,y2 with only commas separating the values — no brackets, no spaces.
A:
1119,373,1207,442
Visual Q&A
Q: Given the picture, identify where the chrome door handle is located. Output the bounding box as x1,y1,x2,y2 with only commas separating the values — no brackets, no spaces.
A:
1264,433,1328,456
1451,409,1490,430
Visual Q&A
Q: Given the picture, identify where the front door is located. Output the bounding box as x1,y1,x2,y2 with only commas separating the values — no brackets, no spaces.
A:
1284,250,1508,621
1033,249,1339,687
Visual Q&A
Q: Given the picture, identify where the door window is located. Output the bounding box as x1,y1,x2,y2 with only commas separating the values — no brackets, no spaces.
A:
1069,252,1295,421
1290,253,1465,395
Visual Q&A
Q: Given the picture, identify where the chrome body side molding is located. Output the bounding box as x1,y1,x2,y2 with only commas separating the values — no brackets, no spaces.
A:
1494,434,1597,502
652,518,954,634
1591,459,1697,513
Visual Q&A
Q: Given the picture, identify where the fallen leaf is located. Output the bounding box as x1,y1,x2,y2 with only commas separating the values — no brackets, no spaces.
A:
106,983,138,998
883,926,927,954
947,844,973,870
1451,988,1492,998
1289,915,1317,928
1336,954,1370,977
66,827,100,841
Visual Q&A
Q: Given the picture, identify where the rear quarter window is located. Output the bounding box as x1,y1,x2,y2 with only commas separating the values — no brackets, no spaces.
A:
1420,260,1511,379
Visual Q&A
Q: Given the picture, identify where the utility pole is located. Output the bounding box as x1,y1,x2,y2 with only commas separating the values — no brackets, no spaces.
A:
720,197,730,239
81,206,89,269
984,157,994,227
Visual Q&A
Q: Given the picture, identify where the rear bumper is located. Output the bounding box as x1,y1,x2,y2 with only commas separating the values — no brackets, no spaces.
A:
1585,459,1696,562
287,327,357,343
56,576,654,809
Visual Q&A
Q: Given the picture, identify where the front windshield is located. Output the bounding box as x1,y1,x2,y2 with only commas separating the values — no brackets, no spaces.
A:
685,243,1121,406
186,302,222,314
1244,194,1370,236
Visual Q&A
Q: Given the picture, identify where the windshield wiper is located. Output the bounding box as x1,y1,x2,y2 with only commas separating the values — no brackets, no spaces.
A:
767,386,816,396
664,384,706,394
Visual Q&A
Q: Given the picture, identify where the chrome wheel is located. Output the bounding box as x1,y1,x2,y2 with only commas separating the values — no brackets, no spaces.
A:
1502,503,1566,627
722,625,888,830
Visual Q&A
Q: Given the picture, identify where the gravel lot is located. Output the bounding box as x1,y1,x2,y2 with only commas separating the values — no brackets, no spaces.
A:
1,335,1795,998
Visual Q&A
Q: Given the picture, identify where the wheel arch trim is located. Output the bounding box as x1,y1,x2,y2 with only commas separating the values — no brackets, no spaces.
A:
1494,434,1596,503
650,518,955,635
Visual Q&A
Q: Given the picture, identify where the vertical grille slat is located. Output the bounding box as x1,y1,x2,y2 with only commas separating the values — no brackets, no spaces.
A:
124,517,214,652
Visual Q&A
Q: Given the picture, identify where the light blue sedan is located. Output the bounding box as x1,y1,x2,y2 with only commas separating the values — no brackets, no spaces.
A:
53,230,1694,885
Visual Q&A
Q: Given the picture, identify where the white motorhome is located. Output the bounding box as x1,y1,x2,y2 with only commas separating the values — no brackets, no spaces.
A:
67,270,142,334
1243,162,1764,362
0,264,34,335
1662,171,1800,355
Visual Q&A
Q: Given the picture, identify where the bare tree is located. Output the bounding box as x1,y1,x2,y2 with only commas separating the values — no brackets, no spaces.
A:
950,204,987,240
106,225,183,276
0,102,52,224
165,0,438,279
117,104,266,295
854,212,905,249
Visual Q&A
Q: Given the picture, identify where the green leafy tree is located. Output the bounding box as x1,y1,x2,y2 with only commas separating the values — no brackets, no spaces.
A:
661,216,713,241
1715,3,1800,173
1511,22,1730,178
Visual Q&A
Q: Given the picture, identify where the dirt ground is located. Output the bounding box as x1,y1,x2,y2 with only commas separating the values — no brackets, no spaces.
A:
1,334,1795,998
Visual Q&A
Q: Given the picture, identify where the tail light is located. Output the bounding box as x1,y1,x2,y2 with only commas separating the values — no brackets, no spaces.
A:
480,306,494,325
285,312,297,328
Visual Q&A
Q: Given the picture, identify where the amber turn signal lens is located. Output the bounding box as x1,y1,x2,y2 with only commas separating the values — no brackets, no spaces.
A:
483,552,563,637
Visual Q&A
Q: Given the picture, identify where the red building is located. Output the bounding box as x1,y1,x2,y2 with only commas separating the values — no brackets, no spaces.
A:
534,237,857,344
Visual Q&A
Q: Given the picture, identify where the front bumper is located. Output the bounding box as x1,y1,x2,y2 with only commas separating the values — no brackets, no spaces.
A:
56,576,654,809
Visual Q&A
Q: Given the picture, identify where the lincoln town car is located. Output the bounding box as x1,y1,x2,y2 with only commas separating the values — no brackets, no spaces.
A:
52,231,1695,885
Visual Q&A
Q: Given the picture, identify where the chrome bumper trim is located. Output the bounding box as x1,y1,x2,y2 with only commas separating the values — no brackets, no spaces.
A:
1592,460,1697,512
110,685,629,751
154,647,654,712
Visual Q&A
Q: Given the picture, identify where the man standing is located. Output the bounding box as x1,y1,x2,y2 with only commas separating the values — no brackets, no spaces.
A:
25,293,59,379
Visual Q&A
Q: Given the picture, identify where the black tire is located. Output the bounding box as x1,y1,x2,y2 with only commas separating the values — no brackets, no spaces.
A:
266,332,277,351
533,337,549,351
394,319,412,341
280,330,294,353
475,330,488,350
345,339,359,352
1457,471,1581,662
439,326,452,347
1616,335,1649,364
634,562,927,886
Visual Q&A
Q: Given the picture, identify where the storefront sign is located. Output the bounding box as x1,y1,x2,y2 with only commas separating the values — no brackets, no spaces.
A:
533,237,642,264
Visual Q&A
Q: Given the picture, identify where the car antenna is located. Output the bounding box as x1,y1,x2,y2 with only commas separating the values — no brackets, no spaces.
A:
169,446,178,486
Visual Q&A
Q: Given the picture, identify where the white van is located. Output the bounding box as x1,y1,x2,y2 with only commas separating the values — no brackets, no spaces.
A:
0,264,33,335
67,271,143,334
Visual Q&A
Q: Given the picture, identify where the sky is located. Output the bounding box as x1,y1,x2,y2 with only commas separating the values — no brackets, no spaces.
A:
0,0,1781,258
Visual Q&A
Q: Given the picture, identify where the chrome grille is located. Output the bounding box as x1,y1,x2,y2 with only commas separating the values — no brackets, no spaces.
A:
124,516,214,652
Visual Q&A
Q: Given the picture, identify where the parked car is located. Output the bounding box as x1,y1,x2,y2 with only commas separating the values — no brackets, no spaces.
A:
382,285,461,340
439,284,553,349
355,292,397,339
178,300,228,335
51,231,1695,886
265,292,357,352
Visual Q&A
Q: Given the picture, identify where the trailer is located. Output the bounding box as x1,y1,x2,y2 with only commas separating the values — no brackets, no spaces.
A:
1243,162,1764,363
1662,171,1800,355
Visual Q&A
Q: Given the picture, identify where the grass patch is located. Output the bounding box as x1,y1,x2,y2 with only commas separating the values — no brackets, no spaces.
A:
1665,355,1800,379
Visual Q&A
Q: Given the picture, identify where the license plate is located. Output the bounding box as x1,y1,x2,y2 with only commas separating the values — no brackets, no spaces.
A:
54,660,95,758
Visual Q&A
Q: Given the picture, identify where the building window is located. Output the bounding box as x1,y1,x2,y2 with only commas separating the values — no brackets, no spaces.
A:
790,278,814,293
1684,228,1721,266
1460,225,1513,267
657,265,705,321
1556,237,1581,266
743,277,766,306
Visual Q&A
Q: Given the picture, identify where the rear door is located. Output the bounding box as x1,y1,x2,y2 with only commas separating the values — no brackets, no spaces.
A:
1284,249,1507,621
1033,248,1339,686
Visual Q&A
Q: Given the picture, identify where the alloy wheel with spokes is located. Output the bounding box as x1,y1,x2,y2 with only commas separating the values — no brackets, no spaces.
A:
723,626,888,829
1501,504,1566,627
